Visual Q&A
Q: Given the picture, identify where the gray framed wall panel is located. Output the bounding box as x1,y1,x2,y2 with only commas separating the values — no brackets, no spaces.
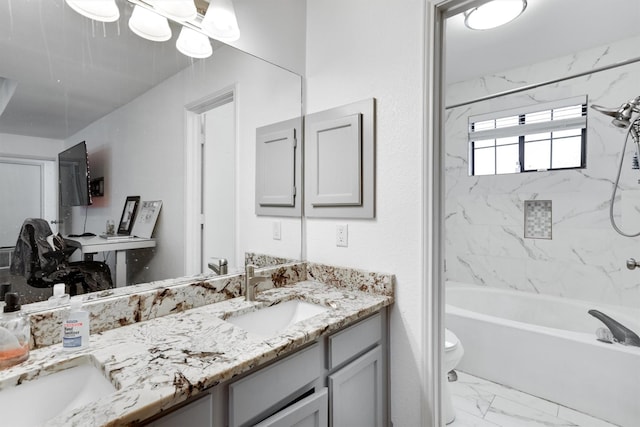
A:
304,98,375,218
255,117,302,217
308,113,363,207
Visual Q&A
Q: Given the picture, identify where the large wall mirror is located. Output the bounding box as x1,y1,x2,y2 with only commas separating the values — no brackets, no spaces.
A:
0,0,304,305
442,0,640,425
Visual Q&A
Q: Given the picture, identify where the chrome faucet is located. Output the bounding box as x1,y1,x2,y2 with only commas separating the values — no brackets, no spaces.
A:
244,264,271,301
208,257,228,275
589,309,640,347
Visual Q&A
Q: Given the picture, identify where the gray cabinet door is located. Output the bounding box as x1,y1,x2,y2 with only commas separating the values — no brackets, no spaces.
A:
329,346,383,427
150,392,213,427
254,388,328,427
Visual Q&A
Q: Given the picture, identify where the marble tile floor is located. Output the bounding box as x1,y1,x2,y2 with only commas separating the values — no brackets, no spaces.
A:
449,371,620,427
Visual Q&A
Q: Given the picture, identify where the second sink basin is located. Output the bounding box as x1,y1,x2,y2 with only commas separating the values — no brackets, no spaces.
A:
0,358,116,426
227,300,329,338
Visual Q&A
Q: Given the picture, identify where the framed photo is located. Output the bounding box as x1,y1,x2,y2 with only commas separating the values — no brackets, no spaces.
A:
131,200,162,238
117,196,140,235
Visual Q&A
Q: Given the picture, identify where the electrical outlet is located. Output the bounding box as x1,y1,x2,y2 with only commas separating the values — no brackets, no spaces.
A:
336,224,348,247
272,221,281,240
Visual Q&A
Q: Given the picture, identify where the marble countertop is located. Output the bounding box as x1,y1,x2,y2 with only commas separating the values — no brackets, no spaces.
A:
0,280,393,426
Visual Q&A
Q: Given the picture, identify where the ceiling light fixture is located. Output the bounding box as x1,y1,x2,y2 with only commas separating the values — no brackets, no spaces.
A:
128,6,172,42
65,0,120,23
154,0,198,22
201,0,241,42
464,0,527,30
176,27,213,58
65,0,240,59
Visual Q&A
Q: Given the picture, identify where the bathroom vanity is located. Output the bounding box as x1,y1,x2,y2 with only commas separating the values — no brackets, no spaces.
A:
147,309,388,427
0,262,394,427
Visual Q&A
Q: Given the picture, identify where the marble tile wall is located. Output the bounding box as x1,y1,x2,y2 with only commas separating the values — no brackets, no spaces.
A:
445,36,640,308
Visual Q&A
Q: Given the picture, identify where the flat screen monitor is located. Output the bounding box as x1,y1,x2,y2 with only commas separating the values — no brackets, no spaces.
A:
58,141,92,207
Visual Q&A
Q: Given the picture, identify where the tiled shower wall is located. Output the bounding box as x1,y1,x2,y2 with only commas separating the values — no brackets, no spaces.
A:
445,35,640,308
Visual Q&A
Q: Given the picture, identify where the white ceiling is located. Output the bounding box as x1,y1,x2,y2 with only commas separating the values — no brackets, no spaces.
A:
2,0,639,140
445,0,640,84
0,0,200,140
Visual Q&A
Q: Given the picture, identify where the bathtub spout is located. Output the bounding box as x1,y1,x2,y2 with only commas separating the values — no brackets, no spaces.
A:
588,310,640,347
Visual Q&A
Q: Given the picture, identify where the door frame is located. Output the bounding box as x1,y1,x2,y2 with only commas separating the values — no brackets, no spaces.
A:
184,86,237,276
423,1,488,425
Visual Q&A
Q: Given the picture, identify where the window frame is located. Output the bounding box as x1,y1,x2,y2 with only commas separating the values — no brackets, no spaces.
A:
468,96,587,176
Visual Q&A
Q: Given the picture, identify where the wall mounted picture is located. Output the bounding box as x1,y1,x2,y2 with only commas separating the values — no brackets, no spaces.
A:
117,196,140,235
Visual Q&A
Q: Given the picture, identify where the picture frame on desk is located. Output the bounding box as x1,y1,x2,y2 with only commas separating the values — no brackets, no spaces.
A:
117,196,140,235
131,200,162,239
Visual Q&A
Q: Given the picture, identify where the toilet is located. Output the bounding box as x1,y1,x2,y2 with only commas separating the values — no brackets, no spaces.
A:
443,328,464,425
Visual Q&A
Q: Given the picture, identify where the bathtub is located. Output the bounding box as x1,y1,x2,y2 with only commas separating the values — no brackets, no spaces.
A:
446,282,640,427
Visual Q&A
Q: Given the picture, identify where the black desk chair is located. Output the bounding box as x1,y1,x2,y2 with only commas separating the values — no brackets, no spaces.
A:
10,218,113,296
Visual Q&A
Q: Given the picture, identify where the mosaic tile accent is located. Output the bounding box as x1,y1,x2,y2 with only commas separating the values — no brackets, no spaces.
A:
524,200,552,239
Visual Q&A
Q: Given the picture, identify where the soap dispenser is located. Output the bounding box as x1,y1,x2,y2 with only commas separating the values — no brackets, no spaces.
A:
48,283,70,308
0,293,30,370
62,298,90,351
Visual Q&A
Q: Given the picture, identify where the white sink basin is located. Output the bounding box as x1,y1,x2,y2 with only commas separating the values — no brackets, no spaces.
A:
0,359,116,426
227,300,329,338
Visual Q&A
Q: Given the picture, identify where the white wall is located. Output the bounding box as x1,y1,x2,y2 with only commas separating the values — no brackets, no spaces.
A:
66,45,301,284
445,36,640,308
0,133,64,159
229,0,306,75
305,1,426,425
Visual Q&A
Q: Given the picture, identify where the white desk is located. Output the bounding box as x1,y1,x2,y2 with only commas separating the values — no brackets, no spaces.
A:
65,236,156,287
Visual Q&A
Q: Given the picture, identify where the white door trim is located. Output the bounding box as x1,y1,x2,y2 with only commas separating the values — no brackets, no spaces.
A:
184,86,237,276
423,1,488,426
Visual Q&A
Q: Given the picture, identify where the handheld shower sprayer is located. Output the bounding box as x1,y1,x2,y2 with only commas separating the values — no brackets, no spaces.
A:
591,96,640,237
591,96,640,128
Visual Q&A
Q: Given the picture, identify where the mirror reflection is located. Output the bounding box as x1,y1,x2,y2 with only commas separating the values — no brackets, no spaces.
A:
0,0,302,305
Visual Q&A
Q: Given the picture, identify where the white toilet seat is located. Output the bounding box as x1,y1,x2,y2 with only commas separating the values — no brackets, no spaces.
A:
444,329,459,352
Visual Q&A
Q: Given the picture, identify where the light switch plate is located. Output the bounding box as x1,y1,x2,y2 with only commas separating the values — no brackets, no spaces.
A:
272,221,281,240
336,224,348,247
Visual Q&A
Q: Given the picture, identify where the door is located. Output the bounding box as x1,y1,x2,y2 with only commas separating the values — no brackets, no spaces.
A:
201,100,236,274
0,158,57,248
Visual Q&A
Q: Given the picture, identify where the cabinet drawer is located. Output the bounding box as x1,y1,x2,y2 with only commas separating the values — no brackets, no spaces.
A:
327,313,381,370
229,343,322,427
254,388,328,427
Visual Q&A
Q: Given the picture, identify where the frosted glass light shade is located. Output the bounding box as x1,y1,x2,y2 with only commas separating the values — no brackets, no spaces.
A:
176,27,212,58
464,0,527,30
201,0,240,42
65,0,120,22
129,6,172,42
154,0,197,22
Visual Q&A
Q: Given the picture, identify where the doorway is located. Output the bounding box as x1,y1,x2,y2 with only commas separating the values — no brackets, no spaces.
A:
184,89,237,276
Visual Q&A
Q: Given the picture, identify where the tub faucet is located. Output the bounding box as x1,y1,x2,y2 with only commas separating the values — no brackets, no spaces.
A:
244,264,270,301
588,309,640,347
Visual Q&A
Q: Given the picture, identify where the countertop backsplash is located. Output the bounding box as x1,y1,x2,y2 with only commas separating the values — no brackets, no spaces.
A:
25,260,392,350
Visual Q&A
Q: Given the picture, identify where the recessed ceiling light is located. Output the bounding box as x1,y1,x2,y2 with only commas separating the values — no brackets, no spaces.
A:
464,0,527,30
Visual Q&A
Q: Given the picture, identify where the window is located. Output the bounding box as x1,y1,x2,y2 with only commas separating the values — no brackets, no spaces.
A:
468,96,587,176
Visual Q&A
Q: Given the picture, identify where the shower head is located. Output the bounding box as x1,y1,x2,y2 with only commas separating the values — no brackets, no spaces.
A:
591,96,640,128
